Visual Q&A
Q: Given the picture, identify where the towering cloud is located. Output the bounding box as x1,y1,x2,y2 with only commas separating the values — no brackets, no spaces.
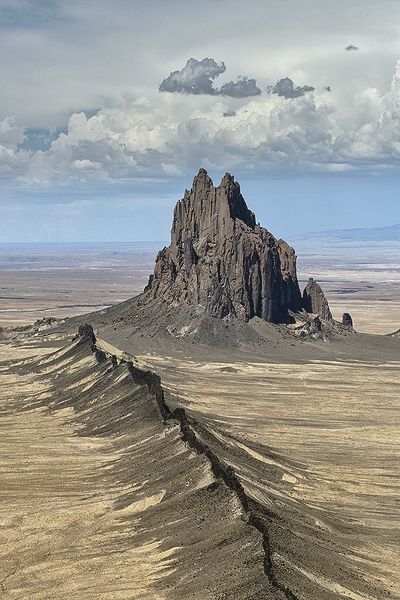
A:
159,58,226,95
268,77,315,98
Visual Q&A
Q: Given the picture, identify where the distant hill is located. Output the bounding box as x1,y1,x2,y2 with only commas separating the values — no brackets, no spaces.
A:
297,224,400,243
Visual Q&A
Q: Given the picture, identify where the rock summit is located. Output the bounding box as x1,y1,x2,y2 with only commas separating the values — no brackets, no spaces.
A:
146,169,303,323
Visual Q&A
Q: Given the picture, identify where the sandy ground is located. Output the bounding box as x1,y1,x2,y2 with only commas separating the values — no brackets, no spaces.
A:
0,238,399,599
135,351,400,599
89,305,400,600
1,323,399,599
296,241,400,334
0,345,174,599
0,334,275,600
0,243,157,327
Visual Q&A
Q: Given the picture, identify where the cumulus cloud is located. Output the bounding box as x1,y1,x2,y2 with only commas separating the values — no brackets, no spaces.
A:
268,77,315,98
219,76,261,98
345,44,359,51
159,58,261,98
4,61,400,185
0,117,30,180
159,58,226,95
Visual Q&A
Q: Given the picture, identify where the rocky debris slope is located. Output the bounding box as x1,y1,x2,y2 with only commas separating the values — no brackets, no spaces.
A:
146,169,302,324
302,277,332,320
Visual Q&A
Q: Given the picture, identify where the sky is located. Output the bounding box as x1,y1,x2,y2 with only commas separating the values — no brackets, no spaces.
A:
1,0,400,242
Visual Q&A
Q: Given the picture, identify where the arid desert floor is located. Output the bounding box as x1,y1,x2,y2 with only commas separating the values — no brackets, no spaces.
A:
0,239,399,599
1,240,399,334
0,243,158,327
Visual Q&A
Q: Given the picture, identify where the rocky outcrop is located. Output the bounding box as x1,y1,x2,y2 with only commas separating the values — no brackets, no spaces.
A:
342,313,354,329
146,169,302,323
302,278,332,321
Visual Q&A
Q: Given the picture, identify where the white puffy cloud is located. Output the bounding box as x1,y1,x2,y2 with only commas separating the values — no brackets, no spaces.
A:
3,61,400,186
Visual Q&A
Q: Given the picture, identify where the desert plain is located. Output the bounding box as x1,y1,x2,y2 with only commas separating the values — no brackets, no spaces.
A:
0,239,399,600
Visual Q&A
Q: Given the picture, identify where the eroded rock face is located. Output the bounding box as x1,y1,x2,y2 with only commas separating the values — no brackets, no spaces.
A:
302,278,332,321
342,313,354,329
146,169,302,323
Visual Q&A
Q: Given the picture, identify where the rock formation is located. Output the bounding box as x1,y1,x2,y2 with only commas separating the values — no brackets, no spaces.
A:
342,313,353,329
146,169,302,323
302,278,332,321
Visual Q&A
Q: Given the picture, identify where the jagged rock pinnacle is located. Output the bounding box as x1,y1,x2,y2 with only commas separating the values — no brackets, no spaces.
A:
302,278,332,321
146,169,302,323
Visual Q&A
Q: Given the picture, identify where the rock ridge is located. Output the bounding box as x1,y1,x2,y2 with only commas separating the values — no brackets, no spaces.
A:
78,325,298,599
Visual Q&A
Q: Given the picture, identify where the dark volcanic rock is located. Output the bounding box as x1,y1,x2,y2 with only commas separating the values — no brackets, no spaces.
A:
77,323,96,344
342,313,354,329
146,169,302,323
302,278,332,321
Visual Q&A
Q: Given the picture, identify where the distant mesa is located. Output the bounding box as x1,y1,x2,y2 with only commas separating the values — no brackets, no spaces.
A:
298,224,400,243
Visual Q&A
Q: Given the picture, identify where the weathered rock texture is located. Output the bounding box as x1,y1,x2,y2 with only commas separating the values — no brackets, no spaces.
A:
342,313,354,329
302,278,333,321
146,169,302,323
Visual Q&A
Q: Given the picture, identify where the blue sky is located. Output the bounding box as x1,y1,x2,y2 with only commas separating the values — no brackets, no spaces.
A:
1,0,400,241
3,173,400,243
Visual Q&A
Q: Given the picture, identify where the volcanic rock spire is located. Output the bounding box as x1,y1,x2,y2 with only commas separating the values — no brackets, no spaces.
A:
302,278,333,321
146,169,303,323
